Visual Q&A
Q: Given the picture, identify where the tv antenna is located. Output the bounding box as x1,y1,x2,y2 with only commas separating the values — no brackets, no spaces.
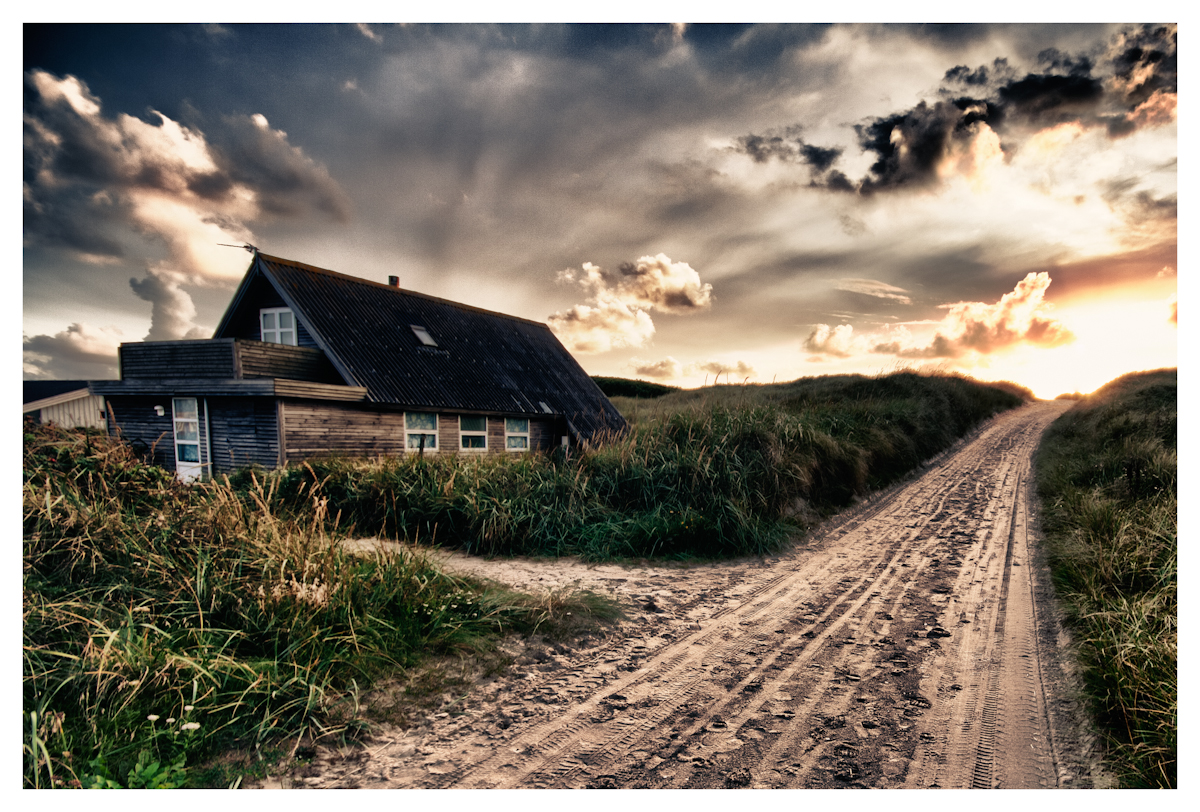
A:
218,243,259,254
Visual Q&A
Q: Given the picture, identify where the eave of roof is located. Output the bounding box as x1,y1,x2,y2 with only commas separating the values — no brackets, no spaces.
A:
23,388,93,413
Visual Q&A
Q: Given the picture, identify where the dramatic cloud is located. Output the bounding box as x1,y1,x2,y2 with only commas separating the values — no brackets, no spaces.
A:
734,24,1176,195
731,129,853,190
925,272,1075,356
23,70,349,341
23,323,123,380
803,323,864,358
548,254,713,353
629,356,683,380
806,273,1073,363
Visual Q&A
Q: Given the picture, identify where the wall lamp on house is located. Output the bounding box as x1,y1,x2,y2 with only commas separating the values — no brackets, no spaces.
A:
154,405,165,416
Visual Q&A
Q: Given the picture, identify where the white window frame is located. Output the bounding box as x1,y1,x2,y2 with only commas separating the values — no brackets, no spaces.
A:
260,307,297,345
505,417,530,452
172,397,203,481
405,412,438,453
459,415,488,451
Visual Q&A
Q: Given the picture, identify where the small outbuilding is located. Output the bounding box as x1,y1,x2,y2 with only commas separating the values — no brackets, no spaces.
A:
23,380,109,430
91,251,627,480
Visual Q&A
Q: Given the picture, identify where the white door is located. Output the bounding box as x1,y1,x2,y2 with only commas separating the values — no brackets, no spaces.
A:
172,397,203,481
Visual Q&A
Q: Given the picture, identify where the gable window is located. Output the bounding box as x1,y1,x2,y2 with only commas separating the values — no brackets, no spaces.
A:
260,307,296,345
460,415,487,450
405,412,438,452
411,325,437,347
505,417,530,451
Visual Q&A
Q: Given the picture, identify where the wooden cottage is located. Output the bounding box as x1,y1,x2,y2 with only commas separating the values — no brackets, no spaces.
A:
90,252,627,480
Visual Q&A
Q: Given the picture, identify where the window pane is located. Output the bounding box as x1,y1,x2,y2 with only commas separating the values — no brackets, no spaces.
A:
279,329,295,346
261,312,276,330
406,412,437,431
175,422,198,442
279,311,293,329
407,433,437,449
506,436,529,450
173,398,198,418
461,435,486,449
460,415,486,432
505,418,528,433
178,443,200,462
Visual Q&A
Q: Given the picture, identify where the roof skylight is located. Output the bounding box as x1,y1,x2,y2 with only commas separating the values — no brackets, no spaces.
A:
411,325,437,347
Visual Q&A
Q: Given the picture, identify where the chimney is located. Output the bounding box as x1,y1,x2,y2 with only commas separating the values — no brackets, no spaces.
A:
387,276,399,287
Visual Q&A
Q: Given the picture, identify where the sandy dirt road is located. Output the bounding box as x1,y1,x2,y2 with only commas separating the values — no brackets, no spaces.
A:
272,401,1108,789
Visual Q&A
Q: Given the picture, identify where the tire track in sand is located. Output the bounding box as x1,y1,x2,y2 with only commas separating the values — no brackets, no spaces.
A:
306,402,1076,789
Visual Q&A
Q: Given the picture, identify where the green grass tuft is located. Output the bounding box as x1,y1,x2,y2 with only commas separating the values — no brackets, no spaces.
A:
1034,368,1176,788
22,420,619,788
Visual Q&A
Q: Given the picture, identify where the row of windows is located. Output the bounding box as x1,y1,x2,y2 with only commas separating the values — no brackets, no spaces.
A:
258,311,534,453
405,413,531,452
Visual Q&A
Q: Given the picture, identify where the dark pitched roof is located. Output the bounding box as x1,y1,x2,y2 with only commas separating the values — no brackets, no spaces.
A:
214,253,627,441
24,380,91,404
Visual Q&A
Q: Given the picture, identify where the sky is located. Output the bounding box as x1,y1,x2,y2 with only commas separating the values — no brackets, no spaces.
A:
21,21,1178,400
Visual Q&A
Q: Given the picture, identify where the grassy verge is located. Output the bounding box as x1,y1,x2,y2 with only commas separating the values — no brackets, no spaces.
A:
1033,369,1177,788
23,370,1027,788
265,371,1030,560
22,421,619,789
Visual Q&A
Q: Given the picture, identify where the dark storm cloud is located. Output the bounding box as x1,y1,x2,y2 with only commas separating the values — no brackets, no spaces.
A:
731,130,852,192
943,59,1014,87
23,70,349,262
732,24,1175,197
735,132,803,164
210,114,351,222
23,324,122,380
996,71,1104,125
854,98,996,194
1111,24,1177,106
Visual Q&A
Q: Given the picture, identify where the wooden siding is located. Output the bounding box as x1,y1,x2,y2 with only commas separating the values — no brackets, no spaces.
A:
92,377,366,401
236,341,343,383
28,394,108,430
280,405,564,463
207,397,279,472
438,414,458,453
282,402,407,462
118,339,344,385
105,396,200,473
121,341,235,379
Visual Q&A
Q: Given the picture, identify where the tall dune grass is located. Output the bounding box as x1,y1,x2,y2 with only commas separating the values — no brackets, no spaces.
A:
22,421,614,788
1034,368,1176,788
263,371,1029,560
23,370,1026,787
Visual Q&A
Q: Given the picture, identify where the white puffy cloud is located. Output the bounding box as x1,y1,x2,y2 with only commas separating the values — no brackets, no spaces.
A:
803,323,866,358
549,253,713,353
806,272,1074,362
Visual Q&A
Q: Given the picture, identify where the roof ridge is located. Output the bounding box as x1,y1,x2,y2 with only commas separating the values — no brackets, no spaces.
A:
257,253,550,329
